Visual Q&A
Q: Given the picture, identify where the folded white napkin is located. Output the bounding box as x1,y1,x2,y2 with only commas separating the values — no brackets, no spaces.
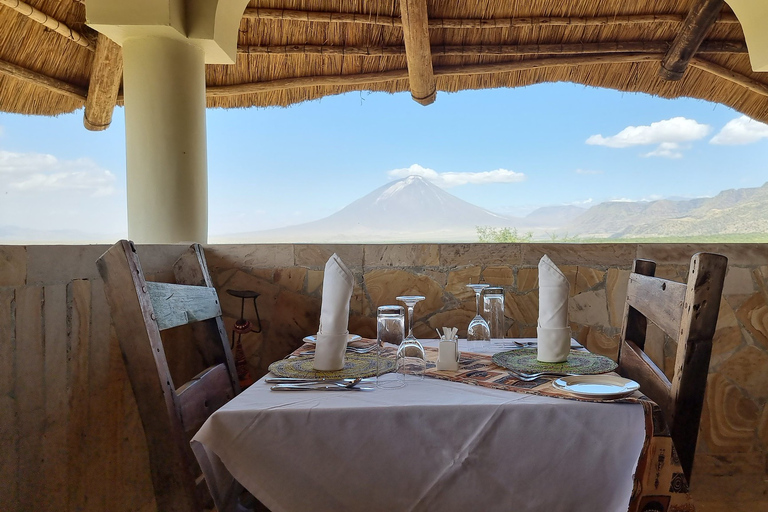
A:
537,255,570,362
313,253,354,371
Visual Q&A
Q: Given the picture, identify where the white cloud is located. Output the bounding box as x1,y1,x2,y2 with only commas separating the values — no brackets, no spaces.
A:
642,142,683,159
586,117,710,158
574,169,603,175
387,163,525,188
710,115,768,145
586,117,710,147
0,150,116,196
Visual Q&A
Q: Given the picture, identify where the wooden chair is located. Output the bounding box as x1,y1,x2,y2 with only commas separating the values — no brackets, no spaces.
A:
97,240,241,512
618,252,727,482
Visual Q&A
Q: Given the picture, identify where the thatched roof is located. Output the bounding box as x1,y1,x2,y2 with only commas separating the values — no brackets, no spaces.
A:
1,0,767,126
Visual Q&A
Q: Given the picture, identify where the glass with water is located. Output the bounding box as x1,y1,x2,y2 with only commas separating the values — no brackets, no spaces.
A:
376,305,405,388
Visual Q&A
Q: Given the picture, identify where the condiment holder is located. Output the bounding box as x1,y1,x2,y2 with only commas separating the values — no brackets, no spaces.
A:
436,327,460,371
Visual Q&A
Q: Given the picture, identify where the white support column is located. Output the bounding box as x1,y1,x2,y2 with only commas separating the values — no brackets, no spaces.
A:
86,0,249,243
122,36,208,243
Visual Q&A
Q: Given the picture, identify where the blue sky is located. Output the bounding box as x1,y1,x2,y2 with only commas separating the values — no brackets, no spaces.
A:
1,82,767,240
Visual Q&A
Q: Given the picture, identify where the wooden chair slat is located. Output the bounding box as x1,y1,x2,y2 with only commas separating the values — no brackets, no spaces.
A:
617,252,727,483
669,252,728,479
626,273,687,339
146,281,223,331
97,241,201,512
177,364,234,435
97,240,242,512
173,245,240,393
618,339,672,419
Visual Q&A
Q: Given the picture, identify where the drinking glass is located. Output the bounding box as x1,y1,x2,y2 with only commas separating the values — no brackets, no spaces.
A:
483,287,511,348
376,305,405,389
466,284,491,350
395,295,427,380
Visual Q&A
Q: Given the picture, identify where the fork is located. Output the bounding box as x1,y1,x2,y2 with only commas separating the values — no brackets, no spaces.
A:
508,369,577,381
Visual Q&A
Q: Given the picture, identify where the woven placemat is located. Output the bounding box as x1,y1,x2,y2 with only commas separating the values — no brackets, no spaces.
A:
268,352,395,379
492,348,617,375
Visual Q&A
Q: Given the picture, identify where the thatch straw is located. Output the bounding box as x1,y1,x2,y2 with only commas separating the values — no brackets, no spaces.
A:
1,0,767,122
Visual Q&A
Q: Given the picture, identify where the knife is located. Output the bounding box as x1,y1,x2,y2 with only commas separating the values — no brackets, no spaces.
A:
265,377,373,384
270,384,375,391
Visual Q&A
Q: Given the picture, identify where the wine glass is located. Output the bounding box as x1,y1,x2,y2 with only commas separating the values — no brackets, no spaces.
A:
395,295,427,381
466,284,491,350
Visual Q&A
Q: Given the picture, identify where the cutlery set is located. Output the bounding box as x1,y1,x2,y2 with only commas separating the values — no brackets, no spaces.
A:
267,377,374,391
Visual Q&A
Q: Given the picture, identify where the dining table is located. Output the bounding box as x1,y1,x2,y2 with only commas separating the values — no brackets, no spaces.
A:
191,338,695,512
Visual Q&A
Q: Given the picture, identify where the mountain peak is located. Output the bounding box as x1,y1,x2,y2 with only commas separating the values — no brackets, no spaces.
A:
375,175,438,204
403,175,426,184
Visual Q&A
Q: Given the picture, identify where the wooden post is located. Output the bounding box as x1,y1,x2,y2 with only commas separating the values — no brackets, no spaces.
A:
399,0,436,105
84,34,123,131
660,0,725,80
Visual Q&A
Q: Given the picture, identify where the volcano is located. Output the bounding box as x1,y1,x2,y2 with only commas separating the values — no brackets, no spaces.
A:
236,175,515,242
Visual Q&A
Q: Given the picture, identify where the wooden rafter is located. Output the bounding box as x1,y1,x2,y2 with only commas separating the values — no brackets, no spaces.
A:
237,40,747,57
0,0,93,50
206,54,660,97
205,69,410,97
83,34,123,131
0,56,86,101
242,7,739,28
689,57,768,97
660,0,725,80
400,0,435,105
201,53,768,102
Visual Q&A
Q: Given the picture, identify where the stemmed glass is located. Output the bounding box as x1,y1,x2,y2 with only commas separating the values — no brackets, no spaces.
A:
395,295,427,380
466,284,491,349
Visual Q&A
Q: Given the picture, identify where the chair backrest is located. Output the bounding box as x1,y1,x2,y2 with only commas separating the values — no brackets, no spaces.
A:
97,240,240,512
618,252,727,482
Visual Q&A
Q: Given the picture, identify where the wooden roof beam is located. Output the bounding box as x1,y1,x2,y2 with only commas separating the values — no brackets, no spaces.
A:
83,34,123,131
243,8,740,28
201,53,768,101
0,0,93,50
660,0,725,81
0,56,86,101
237,41,747,57
400,0,435,105
205,54,661,97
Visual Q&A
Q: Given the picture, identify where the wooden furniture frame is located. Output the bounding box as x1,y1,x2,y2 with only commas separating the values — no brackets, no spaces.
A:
618,252,727,481
97,240,241,512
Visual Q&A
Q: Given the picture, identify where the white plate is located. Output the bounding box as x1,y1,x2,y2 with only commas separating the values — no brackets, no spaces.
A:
552,375,639,399
302,334,362,344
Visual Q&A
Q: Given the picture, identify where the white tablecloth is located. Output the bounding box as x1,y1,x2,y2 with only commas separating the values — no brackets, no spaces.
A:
192,340,645,512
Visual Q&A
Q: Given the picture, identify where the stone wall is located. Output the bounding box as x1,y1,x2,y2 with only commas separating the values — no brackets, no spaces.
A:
1,242,767,510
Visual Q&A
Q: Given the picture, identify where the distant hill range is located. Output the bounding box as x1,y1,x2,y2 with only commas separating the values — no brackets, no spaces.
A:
564,182,768,238
4,177,765,244
218,176,768,243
